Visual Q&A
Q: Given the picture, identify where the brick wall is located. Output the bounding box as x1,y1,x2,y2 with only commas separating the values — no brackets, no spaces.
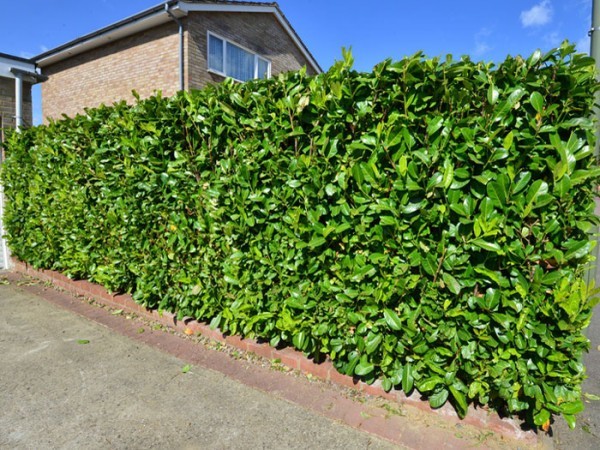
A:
0,77,33,129
41,22,181,121
187,12,318,90
41,12,318,121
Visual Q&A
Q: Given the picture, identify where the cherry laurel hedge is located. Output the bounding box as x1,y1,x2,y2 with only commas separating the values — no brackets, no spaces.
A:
2,44,599,428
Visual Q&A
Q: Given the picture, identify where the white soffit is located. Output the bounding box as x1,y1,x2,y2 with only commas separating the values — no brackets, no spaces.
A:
0,56,36,79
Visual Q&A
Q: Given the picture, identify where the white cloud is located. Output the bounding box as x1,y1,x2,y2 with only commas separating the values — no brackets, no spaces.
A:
40,45,49,53
543,31,561,47
19,51,34,59
520,0,553,27
473,28,492,57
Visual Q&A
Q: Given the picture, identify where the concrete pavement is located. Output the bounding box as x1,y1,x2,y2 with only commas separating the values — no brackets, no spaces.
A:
3,270,599,449
0,279,399,450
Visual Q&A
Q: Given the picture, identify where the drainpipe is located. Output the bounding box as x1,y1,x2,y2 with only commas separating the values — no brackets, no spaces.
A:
589,0,600,288
165,3,184,91
14,72,23,131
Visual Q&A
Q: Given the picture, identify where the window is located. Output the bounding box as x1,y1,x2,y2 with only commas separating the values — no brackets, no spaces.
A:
207,33,271,82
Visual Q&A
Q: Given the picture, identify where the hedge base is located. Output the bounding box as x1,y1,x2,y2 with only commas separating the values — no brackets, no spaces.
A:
9,258,539,444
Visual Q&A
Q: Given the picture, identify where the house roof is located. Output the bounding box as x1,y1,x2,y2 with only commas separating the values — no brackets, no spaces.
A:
0,52,39,81
0,52,33,64
33,0,322,73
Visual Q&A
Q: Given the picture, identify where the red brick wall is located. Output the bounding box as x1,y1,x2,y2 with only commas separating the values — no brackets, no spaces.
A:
41,12,318,121
187,11,318,90
41,22,181,121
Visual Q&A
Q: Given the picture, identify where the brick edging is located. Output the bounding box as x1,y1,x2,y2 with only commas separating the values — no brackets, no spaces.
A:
10,259,538,444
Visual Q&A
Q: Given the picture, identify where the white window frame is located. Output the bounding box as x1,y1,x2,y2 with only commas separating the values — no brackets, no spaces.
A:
207,31,271,82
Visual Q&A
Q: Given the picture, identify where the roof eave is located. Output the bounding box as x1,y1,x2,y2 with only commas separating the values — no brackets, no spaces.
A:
34,2,185,68
179,2,322,73
33,1,322,74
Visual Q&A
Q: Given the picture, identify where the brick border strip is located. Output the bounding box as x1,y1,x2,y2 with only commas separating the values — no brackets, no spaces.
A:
10,259,538,444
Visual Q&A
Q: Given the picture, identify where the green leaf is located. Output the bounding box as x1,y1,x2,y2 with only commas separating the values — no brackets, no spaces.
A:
563,414,577,430
560,400,584,415
530,91,544,113
449,385,468,418
471,239,503,254
427,116,444,135
487,178,508,207
402,363,414,393
181,364,192,374
308,236,326,248
190,284,202,295
442,159,454,189
564,240,592,261
383,308,402,330
522,180,549,216
419,377,443,392
468,381,482,399
365,333,382,354
429,388,449,408
77,339,90,345
503,131,514,151
442,272,462,295
533,408,551,426
293,331,308,350
223,275,239,285
355,361,375,376
398,155,408,176
382,377,393,392
513,171,532,194
487,85,499,105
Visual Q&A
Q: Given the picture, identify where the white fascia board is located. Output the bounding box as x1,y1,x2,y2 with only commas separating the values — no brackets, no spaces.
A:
179,2,322,73
36,8,187,68
0,56,36,79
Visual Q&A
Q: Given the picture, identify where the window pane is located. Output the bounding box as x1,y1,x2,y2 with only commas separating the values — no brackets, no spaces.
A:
226,42,254,81
208,35,224,72
257,58,269,79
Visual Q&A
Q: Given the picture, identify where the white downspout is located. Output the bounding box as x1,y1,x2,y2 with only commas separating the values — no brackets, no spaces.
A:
165,3,184,91
14,72,23,130
0,173,8,269
0,134,8,269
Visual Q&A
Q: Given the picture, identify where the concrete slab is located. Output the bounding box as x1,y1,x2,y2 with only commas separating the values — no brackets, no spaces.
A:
0,282,400,450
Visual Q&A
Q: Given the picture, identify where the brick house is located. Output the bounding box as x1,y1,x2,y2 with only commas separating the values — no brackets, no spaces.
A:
0,52,44,131
34,0,322,121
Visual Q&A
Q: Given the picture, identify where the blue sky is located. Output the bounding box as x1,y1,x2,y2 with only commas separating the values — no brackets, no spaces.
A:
0,0,594,124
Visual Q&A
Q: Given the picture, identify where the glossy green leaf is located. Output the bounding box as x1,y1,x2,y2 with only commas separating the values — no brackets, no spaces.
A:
449,385,468,418
429,389,450,409
530,91,544,113
442,272,462,295
383,309,402,331
402,363,414,393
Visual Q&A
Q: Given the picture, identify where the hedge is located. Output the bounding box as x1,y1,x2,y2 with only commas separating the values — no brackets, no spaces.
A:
2,42,599,429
